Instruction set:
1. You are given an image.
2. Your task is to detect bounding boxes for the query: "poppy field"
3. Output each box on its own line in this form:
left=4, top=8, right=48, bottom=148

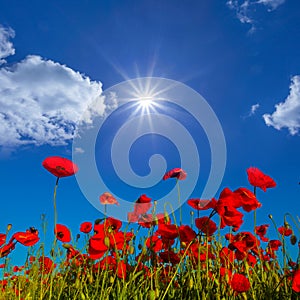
left=0, top=157, right=299, bottom=299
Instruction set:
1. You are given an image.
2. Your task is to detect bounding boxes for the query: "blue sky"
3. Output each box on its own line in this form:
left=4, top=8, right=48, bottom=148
left=0, top=0, right=299, bottom=263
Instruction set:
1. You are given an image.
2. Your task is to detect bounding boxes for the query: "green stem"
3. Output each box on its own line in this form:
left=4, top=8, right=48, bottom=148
left=53, top=177, right=60, bottom=229
left=176, top=179, right=182, bottom=226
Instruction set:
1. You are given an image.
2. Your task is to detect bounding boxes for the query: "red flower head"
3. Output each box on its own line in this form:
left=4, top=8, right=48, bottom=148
left=255, top=224, right=269, bottom=242
left=55, top=224, right=71, bottom=242
left=39, top=256, right=55, bottom=273
left=178, top=225, right=196, bottom=244
left=80, top=222, right=93, bottom=234
left=234, top=187, right=262, bottom=212
left=292, top=269, right=300, bottom=293
left=99, top=192, right=119, bottom=206
left=187, top=198, right=217, bottom=210
left=146, top=235, right=163, bottom=252
left=230, top=273, right=250, bottom=293
left=42, top=156, right=79, bottom=178
left=268, top=239, right=282, bottom=251
left=278, top=226, right=293, bottom=237
left=13, top=228, right=39, bottom=247
left=163, top=168, right=187, bottom=180
left=247, top=167, right=276, bottom=192
left=156, top=224, right=179, bottom=240
left=0, top=234, right=6, bottom=247
left=195, top=217, right=217, bottom=236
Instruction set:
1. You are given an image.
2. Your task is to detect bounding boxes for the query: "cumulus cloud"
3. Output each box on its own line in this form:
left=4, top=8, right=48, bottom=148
left=0, top=24, right=106, bottom=149
left=250, top=103, right=260, bottom=115
left=227, top=0, right=286, bottom=31
left=263, top=76, right=300, bottom=135
left=0, top=25, right=15, bottom=64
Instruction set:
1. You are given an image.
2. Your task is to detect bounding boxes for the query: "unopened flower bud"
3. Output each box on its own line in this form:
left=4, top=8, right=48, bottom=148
left=290, top=235, right=297, bottom=245
left=268, top=214, right=273, bottom=219
left=104, top=236, right=110, bottom=248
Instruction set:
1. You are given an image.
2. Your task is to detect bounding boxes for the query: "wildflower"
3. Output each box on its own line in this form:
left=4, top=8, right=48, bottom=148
left=42, top=156, right=78, bottom=178
left=146, top=236, right=163, bottom=252
left=156, top=224, right=179, bottom=240
left=255, top=224, right=269, bottom=242
left=163, top=168, right=187, bottom=180
left=292, top=269, right=300, bottom=293
left=230, top=273, right=250, bottom=293
left=0, top=234, right=6, bottom=247
left=234, top=187, right=262, bottom=212
left=99, top=192, right=119, bottom=206
left=13, top=228, right=40, bottom=246
left=247, top=167, right=276, bottom=192
left=0, top=242, right=15, bottom=258
left=159, top=251, right=181, bottom=264
left=268, top=239, right=282, bottom=251
left=278, top=226, right=293, bottom=237
left=55, top=224, right=71, bottom=242
left=80, top=222, right=93, bottom=234
left=187, top=198, right=217, bottom=210
left=178, top=225, right=196, bottom=244
left=39, top=256, right=55, bottom=273
left=195, top=217, right=217, bottom=236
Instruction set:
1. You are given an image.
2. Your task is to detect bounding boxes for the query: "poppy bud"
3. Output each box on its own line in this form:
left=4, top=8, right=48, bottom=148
left=190, top=211, right=194, bottom=216
left=290, top=235, right=297, bottom=245
left=104, top=236, right=110, bottom=248
left=6, top=224, right=12, bottom=232
left=62, top=244, right=71, bottom=249
left=148, top=290, right=156, bottom=300
left=268, top=214, right=273, bottom=219
left=94, top=219, right=102, bottom=225
left=110, top=276, right=114, bottom=284
left=189, top=278, right=194, bottom=289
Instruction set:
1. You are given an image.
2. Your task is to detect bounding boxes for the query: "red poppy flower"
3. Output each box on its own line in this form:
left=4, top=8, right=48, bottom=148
left=38, top=256, right=55, bottom=273
left=178, top=225, right=196, bottom=244
left=54, top=224, right=71, bottom=242
left=88, top=234, right=108, bottom=260
left=292, top=269, right=300, bottom=293
left=247, top=167, right=276, bottom=192
left=255, top=224, right=269, bottom=242
left=137, top=194, right=152, bottom=203
left=195, top=217, right=217, bottom=236
left=13, top=228, right=40, bottom=247
left=230, top=273, right=250, bottom=293
left=0, top=242, right=15, bottom=258
left=163, top=168, right=187, bottom=180
left=80, top=222, right=93, bottom=234
left=146, top=235, right=163, bottom=252
left=159, top=251, right=181, bottom=264
left=234, top=187, right=262, bottom=212
left=103, top=217, right=122, bottom=233
left=278, top=226, right=293, bottom=237
left=268, top=239, right=282, bottom=251
left=42, top=156, right=79, bottom=178
left=99, top=192, right=119, bottom=206
left=156, top=224, right=179, bottom=240
left=117, top=260, right=127, bottom=280
left=0, top=234, right=6, bottom=247
left=216, top=201, right=244, bottom=232
left=187, top=198, right=217, bottom=210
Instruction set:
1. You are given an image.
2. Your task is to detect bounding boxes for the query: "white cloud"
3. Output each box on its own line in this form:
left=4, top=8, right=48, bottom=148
left=0, top=54, right=105, bottom=147
left=0, top=25, right=15, bottom=64
left=250, top=103, right=260, bottom=115
left=257, top=0, right=286, bottom=11
left=227, top=0, right=286, bottom=31
left=263, top=76, right=300, bottom=135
